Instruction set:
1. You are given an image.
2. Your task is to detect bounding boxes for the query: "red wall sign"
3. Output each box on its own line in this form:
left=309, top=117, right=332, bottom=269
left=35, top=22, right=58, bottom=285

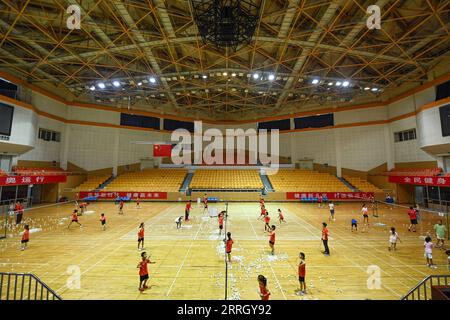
left=388, top=175, right=450, bottom=187
left=0, top=175, right=67, bottom=186
left=79, top=191, right=168, bottom=200
left=286, top=192, right=374, bottom=201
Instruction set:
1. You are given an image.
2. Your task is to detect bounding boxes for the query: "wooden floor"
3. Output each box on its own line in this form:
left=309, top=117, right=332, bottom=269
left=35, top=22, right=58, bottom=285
left=0, top=201, right=448, bottom=300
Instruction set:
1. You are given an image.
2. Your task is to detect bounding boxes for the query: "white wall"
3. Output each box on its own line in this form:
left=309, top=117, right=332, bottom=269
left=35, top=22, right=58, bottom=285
left=291, top=129, right=336, bottom=166
left=417, top=104, right=450, bottom=148
left=19, top=116, right=64, bottom=162
left=5, top=104, right=37, bottom=147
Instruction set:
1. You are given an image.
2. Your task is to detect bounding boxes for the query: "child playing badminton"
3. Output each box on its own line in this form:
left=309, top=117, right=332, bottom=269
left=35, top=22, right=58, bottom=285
left=351, top=218, right=358, bottom=232
left=278, top=209, right=285, bottom=224
left=118, top=200, right=124, bottom=215
left=329, top=202, right=335, bottom=221
left=268, top=225, right=276, bottom=255
left=203, top=194, right=208, bottom=214
left=297, top=252, right=306, bottom=295
left=175, top=216, right=183, bottom=229
left=317, top=195, right=323, bottom=208
left=68, top=210, right=82, bottom=228
left=225, top=232, right=234, bottom=263
left=136, top=198, right=141, bottom=209
left=137, top=251, right=155, bottom=292
left=100, top=213, right=106, bottom=231
left=257, top=275, right=270, bottom=300
left=138, top=223, right=145, bottom=250
left=361, top=204, right=369, bottom=232
left=20, top=224, right=30, bottom=251
left=407, top=207, right=418, bottom=232
left=388, top=227, right=401, bottom=251
left=424, top=236, right=437, bottom=269
left=185, top=200, right=191, bottom=221
left=259, top=205, right=267, bottom=220
left=218, top=212, right=224, bottom=236
left=264, top=212, right=271, bottom=232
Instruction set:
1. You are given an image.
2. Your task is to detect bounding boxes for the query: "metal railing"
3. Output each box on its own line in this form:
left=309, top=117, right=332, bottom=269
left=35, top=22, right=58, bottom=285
left=0, top=272, right=62, bottom=300
left=401, top=275, right=450, bottom=300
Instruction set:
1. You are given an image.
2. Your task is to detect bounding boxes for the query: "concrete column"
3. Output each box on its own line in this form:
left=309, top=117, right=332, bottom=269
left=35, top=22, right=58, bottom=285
left=59, top=124, right=70, bottom=170
left=383, top=124, right=395, bottom=170
left=334, top=129, right=342, bottom=177
left=112, top=129, right=120, bottom=176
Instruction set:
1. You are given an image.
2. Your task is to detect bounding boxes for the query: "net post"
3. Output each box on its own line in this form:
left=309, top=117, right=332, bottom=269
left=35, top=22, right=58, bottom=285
left=224, top=201, right=228, bottom=300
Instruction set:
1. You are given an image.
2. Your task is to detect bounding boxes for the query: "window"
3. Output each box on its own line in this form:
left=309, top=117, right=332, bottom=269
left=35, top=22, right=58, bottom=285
left=38, top=128, right=61, bottom=142
left=394, top=129, right=416, bottom=142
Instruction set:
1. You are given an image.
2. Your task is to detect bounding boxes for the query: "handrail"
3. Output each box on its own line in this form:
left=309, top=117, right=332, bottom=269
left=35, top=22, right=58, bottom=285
left=401, top=275, right=449, bottom=300
left=0, top=272, right=62, bottom=300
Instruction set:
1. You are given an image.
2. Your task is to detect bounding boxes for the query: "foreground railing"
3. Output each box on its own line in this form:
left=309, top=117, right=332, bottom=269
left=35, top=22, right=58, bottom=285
left=0, top=272, right=61, bottom=300
left=402, top=275, right=449, bottom=300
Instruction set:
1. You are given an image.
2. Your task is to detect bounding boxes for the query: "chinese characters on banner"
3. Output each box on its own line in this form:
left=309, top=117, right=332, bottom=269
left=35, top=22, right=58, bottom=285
left=78, top=191, right=168, bottom=200
left=388, top=176, right=450, bottom=187
left=0, top=175, right=67, bottom=186
left=286, top=192, right=374, bottom=201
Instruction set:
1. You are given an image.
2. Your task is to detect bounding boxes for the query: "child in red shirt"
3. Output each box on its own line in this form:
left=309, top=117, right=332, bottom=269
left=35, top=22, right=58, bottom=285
left=21, top=224, right=30, bottom=251
left=264, top=212, right=271, bottom=232
left=68, top=210, right=82, bottom=228
left=297, top=252, right=306, bottom=295
left=100, top=213, right=106, bottom=231
left=258, top=275, right=270, bottom=300
left=407, top=207, right=418, bottom=232
left=268, top=225, right=276, bottom=255
left=225, top=232, right=234, bottom=263
left=137, top=251, right=155, bottom=292
left=278, top=209, right=285, bottom=224
left=218, top=212, right=225, bottom=236
left=138, top=223, right=145, bottom=250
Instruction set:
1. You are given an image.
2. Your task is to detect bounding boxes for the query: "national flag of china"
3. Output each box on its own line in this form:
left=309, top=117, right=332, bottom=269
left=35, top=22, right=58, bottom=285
left=153, top=144, right=172, bottom=157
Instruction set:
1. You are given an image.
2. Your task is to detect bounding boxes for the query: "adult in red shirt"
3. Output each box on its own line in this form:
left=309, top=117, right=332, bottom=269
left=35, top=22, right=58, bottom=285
left=137, top=223, right=145, bottom=250
left=322, top=222, right=330, bottom=255
left=118, top=200, right=124, bottom=215
left=185, top=200, right=192, bottom=221
left=407, top=207, right=418, bottom=232
left=259, top=205, right=266, bottom=220
left=203, top=194, right=208, bottom=214
left=318, top=195, right=323, bottom=208
left=137, top=251, right=155, bottom=292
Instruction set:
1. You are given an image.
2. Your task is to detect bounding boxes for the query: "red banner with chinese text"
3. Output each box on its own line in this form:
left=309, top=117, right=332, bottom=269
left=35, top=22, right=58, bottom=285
left=0, top=175, right=67, bottom=186
left=78, top=191, right=168, bottom=200
left=388, top=175, right=450, bottom=186
left=286, top=192, right=374, bottom=201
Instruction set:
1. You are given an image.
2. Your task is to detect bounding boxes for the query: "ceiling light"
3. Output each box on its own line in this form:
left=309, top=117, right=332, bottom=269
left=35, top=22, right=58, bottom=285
left=202, top=75, right=207, bottom=79
left=312, top=79, right=319, bottom=84
left=149, top=77, right=156, bottom=83
left=371, top=87, right=379, bottom=92
left=137, top=82, right=142, bottom=86
left=328, top=82, right=333, bottom=86
left=364, top=87, right=370, bottom=91
left=335, top=81, right=342, bottom=86
left=253, top=73, right=260, bottom=79
left=268, top=74, right=275, bottom=81
left=223, top=72, right=228, bottom=76
left=342, top=81, right=350, bottom=87
left=113, top=81, right=121, bottom=87
left=231, top=73, right=237, bottom=77
left=89, top=85, right=95, bottom=91
left=97, top=82, right=105, bottom=89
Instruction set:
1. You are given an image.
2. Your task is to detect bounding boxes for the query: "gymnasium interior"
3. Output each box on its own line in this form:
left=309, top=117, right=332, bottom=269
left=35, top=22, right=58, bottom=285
left=0, top=0, right=449, bottom=301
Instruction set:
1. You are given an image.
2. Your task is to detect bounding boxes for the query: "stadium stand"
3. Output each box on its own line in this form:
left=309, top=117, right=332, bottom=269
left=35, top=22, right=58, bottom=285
left=75, top=175, right=111, bottom=192
left=384, top=167, right=442, bottom=176
left=268, top=169, right=350, bottom=192
left=0, top=169, right=7, bottom=176
left=104, top=169, right=187, bottom=192
left=343, top=175, right=384, bottom=193
left=189, top=169, right=263, bottom=189
left=13, top=167, right=66, bottom=175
